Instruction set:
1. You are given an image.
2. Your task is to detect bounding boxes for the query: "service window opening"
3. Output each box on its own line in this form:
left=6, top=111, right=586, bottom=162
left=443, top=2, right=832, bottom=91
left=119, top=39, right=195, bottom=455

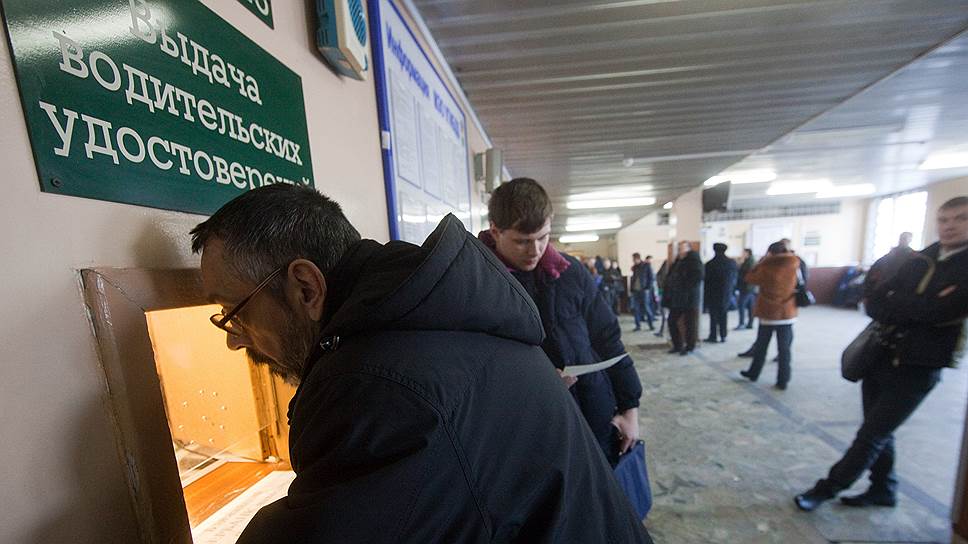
left=145, top=304, right=296, bottom=543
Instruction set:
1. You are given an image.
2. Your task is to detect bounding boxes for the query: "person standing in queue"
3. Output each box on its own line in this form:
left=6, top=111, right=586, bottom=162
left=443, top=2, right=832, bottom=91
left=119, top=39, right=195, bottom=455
left=193, top=184, right=654, bottom=543
left=738, top=241, right=800, bottom=390
left=863, top=232, right=915, bottom=296
left=665, top=241, right=704, bottom=355
left=654, top=258, right=671, bottom=337
left=735, top=249, right=757, bottom=330
left=479, top=178, right=644, bottom=466
left=795, top=197, right=968, bottom=512
left=605, top=259, right=626, bottom=315
left=630, top=253, right=655, bottom=332
left=704, top=243, right=738, bottom=343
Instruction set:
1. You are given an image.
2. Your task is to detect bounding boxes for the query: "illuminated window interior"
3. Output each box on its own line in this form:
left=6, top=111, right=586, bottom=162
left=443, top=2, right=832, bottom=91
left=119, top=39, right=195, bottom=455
left=866, top=191, right=927, bottom=264
left=145, top=304, right=296, bottom=543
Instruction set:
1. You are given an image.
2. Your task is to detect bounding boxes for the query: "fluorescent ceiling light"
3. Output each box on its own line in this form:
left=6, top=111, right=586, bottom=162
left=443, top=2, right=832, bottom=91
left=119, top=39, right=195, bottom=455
left=566, top=221, right=622, bottom=232
left=919, top=152, right=968, bottom=170
left=559, top=234, right=600, bottom=244
left=766, top=180, right=832, bottom=196
left=703, top=169, right=777, bottom=187
left=569, top=186, right=653, bottom=201
left=815, top=184, right=876, bottom=199
left=566, top=214, right=622, bottom=232
left=663, top=202, right=673, bottom=209
left=566, top=197, right=656, bottom=210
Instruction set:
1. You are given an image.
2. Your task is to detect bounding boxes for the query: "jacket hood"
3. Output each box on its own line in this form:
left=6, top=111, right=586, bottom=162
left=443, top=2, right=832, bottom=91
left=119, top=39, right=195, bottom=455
left=318, top=214, right=544, bottom=347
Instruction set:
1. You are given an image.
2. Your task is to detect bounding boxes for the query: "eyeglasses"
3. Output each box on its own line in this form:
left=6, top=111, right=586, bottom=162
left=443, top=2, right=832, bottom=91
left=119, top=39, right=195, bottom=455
left=209, top=266, right=286, bottom=336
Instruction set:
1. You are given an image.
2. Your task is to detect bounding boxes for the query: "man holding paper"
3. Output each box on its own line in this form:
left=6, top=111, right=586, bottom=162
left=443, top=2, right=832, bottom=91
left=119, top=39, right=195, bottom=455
left=480, top=178, right=644, bottom=465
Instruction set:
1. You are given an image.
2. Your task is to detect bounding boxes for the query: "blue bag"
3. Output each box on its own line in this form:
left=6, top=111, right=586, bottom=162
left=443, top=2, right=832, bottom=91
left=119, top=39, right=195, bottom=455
left=613, top=440, right=653, bottom=519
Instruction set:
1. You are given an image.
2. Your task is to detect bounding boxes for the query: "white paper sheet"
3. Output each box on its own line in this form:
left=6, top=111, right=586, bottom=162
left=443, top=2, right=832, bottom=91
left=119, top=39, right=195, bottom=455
left=561, top=353, right=628, bottom=377
left=191, top=470, right=296, bottom=544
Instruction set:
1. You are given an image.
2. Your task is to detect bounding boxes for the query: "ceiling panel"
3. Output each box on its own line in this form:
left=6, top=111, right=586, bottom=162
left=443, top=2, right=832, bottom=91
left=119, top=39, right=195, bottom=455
left=412, top=0, right=968, bottom=234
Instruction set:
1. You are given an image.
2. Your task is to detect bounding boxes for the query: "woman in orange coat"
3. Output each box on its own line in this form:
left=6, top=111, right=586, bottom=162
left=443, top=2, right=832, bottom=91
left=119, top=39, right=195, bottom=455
left=738, top=241, right=801, bottom=389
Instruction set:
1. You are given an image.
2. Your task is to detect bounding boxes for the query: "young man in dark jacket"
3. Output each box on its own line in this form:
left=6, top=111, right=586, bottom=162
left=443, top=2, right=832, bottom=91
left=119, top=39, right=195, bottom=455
left=704, top=243, right=738, bottom=343
left=666, top=241, right=704, bottom=355
left=630, top=253, right=655, bottom=331
left=479, top=178, right=644, bottom=467
left=795, top=196, right=968, bottom=512
left=192, top=185, right=654, bottom=543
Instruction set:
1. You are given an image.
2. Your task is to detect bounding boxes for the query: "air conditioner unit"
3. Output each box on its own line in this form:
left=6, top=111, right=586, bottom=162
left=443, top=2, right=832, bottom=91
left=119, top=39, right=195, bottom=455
left=316, top=0, right=370, bottom=80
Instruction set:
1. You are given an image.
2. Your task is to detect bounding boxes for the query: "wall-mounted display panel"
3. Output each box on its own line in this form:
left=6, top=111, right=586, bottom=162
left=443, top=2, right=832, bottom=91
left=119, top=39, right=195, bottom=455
left=369, top=0, right=471, bottom=243
left=1, top=0, right=312, bottom=215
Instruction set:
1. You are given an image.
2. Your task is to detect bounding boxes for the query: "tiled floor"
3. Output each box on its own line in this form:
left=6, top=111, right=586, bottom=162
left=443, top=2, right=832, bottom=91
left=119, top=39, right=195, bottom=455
left=625, top=306, right=966, bottom=543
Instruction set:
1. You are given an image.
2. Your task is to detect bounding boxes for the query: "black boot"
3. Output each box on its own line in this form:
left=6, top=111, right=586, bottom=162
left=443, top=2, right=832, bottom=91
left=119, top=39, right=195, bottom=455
left=738, top=349, right=754, bottom=358
left=794, top=480, right=837, bottom=512
left=840, top=488, right=896, bottom=507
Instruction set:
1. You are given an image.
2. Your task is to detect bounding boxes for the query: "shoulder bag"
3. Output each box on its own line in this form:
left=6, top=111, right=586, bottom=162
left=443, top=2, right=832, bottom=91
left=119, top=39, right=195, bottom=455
left=794, top=268, right=815, bottom=307
left=841, top=321, right=895, bottom=382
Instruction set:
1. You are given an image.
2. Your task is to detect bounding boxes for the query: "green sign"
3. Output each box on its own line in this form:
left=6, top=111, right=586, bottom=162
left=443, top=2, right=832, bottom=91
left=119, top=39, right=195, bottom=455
left=235, top=0, right=273, bottom=29
left=1, top=0, right=312, bottom=215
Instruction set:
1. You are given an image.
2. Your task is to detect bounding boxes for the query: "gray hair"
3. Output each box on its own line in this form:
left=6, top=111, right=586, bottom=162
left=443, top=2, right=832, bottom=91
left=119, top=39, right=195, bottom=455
left=190, top=184, right=361, bottom=290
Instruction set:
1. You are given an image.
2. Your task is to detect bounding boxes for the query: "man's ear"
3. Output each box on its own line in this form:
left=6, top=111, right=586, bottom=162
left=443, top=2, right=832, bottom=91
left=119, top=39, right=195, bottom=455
left=285, top=259, right=327, bottom=321
left=489, top=221, right=500, bottom=238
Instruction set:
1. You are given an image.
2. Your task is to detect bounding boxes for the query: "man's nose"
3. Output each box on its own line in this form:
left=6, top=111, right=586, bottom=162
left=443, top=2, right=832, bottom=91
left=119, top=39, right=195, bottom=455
left=225, top=332, right=249, bottom=352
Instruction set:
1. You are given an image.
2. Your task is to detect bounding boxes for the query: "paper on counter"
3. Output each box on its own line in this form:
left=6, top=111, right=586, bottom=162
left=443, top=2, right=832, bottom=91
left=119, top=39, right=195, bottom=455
left=191, top=470, right=296, bottom=544
left=561, top=353, right=628, bottom=378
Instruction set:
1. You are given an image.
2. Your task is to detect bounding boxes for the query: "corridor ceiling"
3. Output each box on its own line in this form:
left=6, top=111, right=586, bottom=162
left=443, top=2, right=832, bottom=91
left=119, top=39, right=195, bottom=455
left=411, top=0, right=968, bottom=234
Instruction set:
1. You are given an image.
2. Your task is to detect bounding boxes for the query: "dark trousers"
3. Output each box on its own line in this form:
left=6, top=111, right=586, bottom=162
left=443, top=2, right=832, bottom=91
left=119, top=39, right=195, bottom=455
left=737, top=292, right=755, bottom=327
left=631, top=290, right=654, bottom=329
left=743, top=324, right=793, bottom=386
left=822, top=360, right=941, bottom=495
left=707, top=307, right=728, bottom=340
left=668, top=307, right=698, bottom=351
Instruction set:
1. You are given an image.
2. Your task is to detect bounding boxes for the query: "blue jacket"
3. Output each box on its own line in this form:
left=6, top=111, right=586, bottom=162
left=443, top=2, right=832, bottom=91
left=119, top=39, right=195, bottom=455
left=503, top=250, right=643, bottom=462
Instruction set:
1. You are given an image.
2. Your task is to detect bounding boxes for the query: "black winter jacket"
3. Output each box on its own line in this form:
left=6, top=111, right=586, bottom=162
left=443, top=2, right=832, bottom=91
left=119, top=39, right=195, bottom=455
left=630, top=262, right=654, bottom=293
left=704, top=253, right=738, bottom=310
left=237, top=215, right=653, bottom=544
left=665, top=251, right=704, bottom=309
left=509, top=253, right=643, bottom=462
left=867, top=242, right=968, bottom=369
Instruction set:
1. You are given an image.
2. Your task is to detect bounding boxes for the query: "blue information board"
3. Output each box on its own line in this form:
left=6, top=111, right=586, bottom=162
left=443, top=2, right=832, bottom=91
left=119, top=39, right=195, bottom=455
left=368, top=0, right=472, bottom=243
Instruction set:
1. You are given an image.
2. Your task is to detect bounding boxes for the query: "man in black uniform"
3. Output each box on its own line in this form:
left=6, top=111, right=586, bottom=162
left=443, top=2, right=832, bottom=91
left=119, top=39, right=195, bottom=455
left=704, top=243, right=738, bottom=343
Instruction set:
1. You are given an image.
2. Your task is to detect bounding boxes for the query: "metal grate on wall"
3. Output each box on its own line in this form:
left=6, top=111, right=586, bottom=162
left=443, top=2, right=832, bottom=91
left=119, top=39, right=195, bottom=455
left=704, top=202, right=841, bottom=222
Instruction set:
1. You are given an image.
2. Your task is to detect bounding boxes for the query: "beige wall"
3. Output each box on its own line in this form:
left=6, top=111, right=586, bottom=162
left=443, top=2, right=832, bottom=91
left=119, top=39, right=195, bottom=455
left=556, top=237, right=616, bottom=262
left=617, top=212, right=675, bottom=275
left=616, top=186, right=703, bottom=274
left=925, top=175, right=968, bottom=242
left=0, top=1, right=487, bottom=541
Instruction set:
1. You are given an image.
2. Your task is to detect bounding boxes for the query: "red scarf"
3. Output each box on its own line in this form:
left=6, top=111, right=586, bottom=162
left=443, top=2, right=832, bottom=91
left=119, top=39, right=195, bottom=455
left=478, top=230, right=571, bottom=280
